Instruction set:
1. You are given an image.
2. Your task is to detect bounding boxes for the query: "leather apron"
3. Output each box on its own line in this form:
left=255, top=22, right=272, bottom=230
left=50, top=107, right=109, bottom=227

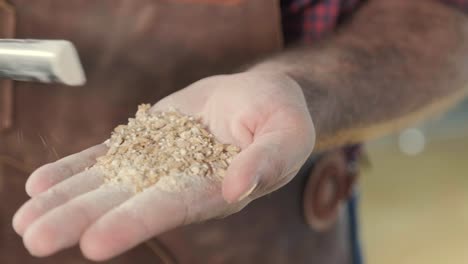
left=0, top=0, right=356, bottom=263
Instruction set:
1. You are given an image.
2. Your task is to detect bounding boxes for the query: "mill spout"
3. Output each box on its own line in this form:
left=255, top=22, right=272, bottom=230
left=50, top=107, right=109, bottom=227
left=0, top=39, right=86, bottom=86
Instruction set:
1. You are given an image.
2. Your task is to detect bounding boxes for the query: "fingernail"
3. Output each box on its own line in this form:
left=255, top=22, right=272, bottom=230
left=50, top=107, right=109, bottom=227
left=237, top=182, right=258, bottom=202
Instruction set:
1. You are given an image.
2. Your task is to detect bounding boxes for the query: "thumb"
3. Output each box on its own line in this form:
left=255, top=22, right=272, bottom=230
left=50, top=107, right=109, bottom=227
left=222, top=131, right=312, bottom=203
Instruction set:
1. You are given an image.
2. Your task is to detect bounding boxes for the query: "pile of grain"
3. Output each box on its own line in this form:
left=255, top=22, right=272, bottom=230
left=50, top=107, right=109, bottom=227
left=94, top=104, right=240, bottom=193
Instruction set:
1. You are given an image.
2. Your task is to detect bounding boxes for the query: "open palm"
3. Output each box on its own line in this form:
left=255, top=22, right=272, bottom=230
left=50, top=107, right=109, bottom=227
left=13, top=71, right=315, bottom=261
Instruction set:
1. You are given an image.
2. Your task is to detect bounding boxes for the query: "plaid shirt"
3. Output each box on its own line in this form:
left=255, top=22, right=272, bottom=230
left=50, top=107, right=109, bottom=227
left=282, top=0, right=468, bottom=44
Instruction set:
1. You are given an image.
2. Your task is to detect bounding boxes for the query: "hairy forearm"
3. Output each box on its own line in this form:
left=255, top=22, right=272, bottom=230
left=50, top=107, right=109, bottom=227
left=252, top=0, right=468, bottom=150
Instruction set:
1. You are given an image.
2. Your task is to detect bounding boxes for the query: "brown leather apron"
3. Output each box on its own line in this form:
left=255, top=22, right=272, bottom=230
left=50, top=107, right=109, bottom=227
left=0, top=0, right=355, bottom=263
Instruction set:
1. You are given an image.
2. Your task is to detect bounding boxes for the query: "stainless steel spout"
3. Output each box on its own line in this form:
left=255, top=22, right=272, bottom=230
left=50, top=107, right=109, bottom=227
left=0, top=39, right=86, bottom=86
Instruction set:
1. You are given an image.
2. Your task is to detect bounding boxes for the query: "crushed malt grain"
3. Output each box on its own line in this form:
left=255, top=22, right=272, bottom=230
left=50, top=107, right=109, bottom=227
left=93, top=104, right=240, bottom=193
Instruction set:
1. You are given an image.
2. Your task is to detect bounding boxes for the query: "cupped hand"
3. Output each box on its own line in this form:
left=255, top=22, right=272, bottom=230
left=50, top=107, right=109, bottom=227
left=12, top=71, right=315, bottom=261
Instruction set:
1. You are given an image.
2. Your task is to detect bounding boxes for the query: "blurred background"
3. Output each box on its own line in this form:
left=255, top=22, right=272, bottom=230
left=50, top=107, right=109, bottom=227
left=360, top=99, right=468, bottom=263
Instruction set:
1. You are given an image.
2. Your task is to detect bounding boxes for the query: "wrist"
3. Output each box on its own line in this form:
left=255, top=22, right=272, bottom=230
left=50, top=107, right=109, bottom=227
left=245, top=65, right=303, bottom=95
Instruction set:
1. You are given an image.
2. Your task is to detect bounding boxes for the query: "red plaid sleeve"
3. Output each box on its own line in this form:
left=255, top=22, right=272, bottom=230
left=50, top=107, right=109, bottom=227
left=281, top=0, right=363, bottom=44
left=282, top=0, right=468, bottom=45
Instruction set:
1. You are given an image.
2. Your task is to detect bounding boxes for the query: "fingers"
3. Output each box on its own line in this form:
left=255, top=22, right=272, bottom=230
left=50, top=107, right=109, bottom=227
left=22, top=185, right=132, bottom=257
left=80, top=180, right=226, bottom=262
left=79, top=188, right=186, bottom=261
left=25, top=144, right=108, bottom=197
left=13, top=168, right=104, bottom=236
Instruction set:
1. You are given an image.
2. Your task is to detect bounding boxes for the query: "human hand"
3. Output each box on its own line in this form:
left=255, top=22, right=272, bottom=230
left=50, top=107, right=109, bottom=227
left=12, top=71, right=315, bottom=261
